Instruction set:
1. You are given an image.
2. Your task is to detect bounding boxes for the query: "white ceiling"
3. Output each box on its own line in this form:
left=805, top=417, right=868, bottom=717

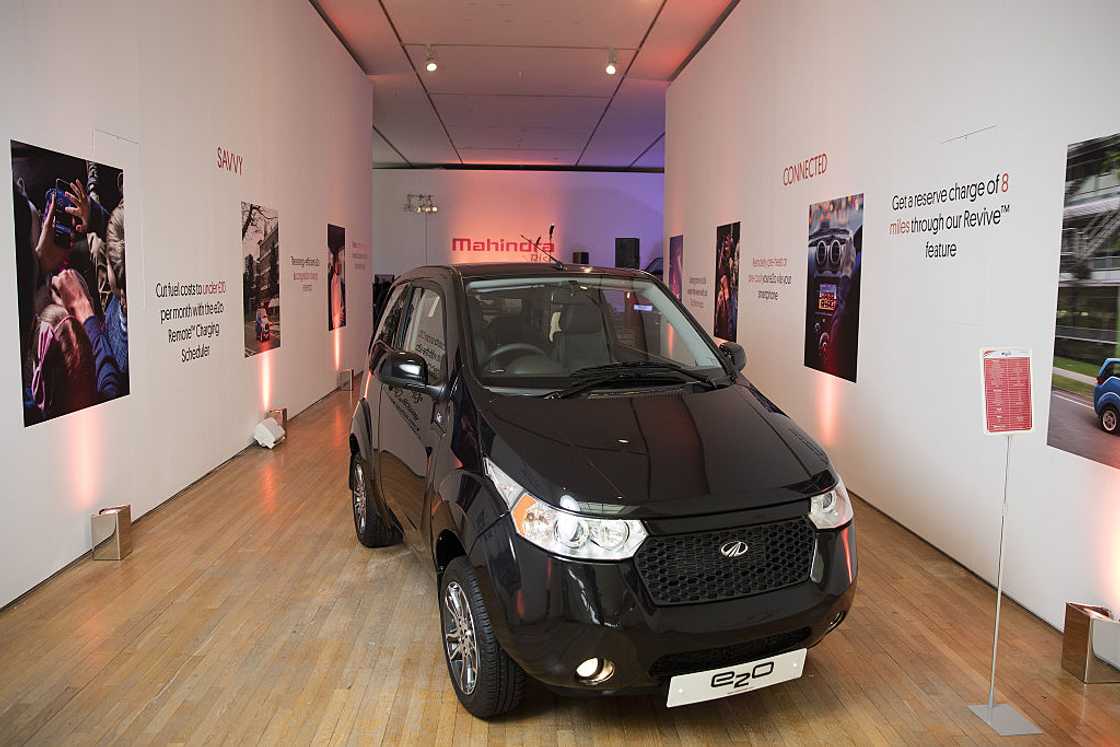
left=312, top=0, right=734, bottom=169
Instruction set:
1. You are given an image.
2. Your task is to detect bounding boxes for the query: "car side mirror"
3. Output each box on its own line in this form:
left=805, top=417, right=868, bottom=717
left=719, top=341, right=747, bottom=372
left=379, top=350, right=441, bottom=396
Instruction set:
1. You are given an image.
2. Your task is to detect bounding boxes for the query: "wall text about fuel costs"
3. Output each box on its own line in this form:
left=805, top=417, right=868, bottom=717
left=888, top=172, right=1011, bottom=259
left=155, top=279, right=228, bottom=363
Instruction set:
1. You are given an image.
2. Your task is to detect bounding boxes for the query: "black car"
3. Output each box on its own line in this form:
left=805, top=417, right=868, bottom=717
left=349, top=262, right=856, bottom=717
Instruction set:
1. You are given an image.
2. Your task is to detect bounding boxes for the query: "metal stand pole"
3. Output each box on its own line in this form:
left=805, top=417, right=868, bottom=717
left=986, top=434, right=1012, bottom=712
left=968, top=435, right=1041, bottom=736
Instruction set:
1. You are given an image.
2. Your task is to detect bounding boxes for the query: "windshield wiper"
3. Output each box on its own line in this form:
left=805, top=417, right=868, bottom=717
left=542, top=361, right=720, bottom=399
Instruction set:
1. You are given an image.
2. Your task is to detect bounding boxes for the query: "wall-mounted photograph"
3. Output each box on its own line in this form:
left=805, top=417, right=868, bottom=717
left=10, top=140, right=129, bottom=426
left=242, top=202, right=281, bottom=357
left=1047, top=131, right=1120, bottom=469
left=328, top=223, right=346, bottom=331
left=668, top=234, right=683, bottom=300
left=714, top=222, right=740, bottom=340
left=804, top=193, right=863, bottom=382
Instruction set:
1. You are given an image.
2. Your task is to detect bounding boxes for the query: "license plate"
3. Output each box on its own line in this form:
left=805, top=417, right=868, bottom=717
left=665, top=648, right=806, bottom=708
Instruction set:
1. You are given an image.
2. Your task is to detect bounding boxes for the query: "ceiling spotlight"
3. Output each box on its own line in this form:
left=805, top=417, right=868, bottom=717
left=405, top=193, right=439, bottom=214
left=425, top=45, right=438, bottom=73
left=605, top=48, right=617, bottom=76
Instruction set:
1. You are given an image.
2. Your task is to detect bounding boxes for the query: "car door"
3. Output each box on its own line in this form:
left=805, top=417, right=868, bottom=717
left=377, top=283, right=448, bottom=553
left=365, top=282, right=409, bottom=399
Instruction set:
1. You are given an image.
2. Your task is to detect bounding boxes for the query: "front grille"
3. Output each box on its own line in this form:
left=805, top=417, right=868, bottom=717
left=634, top=517, right=816, bottom=606
left=649, top=628, right=811, bottom=679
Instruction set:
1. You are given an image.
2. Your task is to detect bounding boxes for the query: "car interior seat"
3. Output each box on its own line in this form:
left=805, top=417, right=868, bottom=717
left=553, top=297, right=612, bottom=371
left=487, top=313, right=549, bottom=353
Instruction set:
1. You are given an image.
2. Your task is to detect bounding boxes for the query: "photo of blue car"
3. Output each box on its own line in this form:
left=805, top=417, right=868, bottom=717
left=1094, top=358, right=1120, bottom=434
left=1047, top=131, right=1120, bottom=468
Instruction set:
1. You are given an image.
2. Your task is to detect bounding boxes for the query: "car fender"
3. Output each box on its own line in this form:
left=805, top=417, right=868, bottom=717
left=1098, top=389, right=1120, bottom=414
left=429, top=469, right=508, bottom=573
left=348, top=396, right=374, bottom=489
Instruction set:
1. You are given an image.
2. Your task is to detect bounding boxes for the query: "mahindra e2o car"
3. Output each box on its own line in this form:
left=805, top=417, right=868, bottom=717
left=348, top=263, right=856, bottom=718
left=1094, top=358, right=1120, bottom=433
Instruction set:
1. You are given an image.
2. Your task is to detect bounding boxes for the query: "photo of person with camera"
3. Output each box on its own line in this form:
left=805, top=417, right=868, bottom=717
left=713, top=221, right=740, bottom=341
left=10, top=141, right=129, bottom=426
left=327, top=224, right=346, bottom=331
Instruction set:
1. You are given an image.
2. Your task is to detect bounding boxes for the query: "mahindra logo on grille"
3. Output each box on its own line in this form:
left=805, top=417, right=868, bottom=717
left=719, top=540, right=749, bottom=558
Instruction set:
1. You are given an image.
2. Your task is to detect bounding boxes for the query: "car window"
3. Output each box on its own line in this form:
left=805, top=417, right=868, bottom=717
left=465, top=275, right=723, bottom=388
left=375, top=285, right=408, bottom=345
left=401, top=287, right=447, bottom=385
left=1105, top=362, right=1120, bottom=380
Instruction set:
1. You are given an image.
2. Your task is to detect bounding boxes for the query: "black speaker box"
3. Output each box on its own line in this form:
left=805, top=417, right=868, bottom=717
left=615, top=238, right=639, bottom=269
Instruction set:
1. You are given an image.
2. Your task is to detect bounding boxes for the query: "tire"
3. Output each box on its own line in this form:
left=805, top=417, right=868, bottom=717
left=1101, top=406, right=1120, bottom=435
left=439, top=557, right=526, bottom=718
left=350, top=455, right=401, bottom=547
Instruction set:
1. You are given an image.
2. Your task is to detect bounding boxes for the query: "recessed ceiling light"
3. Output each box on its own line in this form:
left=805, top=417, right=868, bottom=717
left=605, top=48, right=617, bottom=76
left=425, top=45, right=438, bottom=73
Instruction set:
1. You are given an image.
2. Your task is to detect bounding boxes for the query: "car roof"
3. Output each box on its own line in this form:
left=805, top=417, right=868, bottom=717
left=401, top=262, right=654, bottom=282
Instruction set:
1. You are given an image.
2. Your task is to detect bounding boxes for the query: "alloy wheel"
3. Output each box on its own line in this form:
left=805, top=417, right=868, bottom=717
left=1106, top=410, right=1118, bottom=432
left=443, top=581, right=479, bottom=695
left=352, top=462, right=367, bottom=532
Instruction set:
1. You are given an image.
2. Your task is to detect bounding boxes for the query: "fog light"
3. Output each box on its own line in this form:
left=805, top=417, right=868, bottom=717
left=574, top=657, right=615, bottom=685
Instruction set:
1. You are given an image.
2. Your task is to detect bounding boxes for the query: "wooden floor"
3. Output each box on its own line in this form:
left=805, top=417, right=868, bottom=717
left=1, top=390, right=1119, bottom=746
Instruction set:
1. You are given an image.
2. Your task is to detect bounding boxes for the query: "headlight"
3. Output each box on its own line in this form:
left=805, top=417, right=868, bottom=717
left=483, top=457, right=525, bottom=508
left=484, top=457, right=646, bottom=560
left=511, top=494, right=647, bottom=560
left=807, top=476, right=854, bottom=529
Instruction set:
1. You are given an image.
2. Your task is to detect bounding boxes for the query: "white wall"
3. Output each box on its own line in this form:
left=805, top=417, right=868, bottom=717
left=0, top=0, right=373, bottom=607
left=666, top=0, right=1120, bottom=629
left=371, top=169, right=664, bottom=274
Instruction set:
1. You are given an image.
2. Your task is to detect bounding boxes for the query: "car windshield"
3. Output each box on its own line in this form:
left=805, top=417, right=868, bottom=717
left=464, top=274, right=726, bottom=391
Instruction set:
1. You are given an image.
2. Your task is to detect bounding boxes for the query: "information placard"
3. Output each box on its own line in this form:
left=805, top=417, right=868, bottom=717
left=980, top=348, right=1033, bottom=435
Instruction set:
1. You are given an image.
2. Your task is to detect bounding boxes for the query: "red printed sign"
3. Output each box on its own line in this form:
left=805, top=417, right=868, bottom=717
left=980, top=348, right=1033, bottom=435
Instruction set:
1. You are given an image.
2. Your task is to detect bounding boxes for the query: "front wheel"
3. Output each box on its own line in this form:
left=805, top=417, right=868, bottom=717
left=1101, top=405, right=1120, bottom=434
left=440, top=557, right=525, bottom=718
left=350, top=456, right=401, bottom=547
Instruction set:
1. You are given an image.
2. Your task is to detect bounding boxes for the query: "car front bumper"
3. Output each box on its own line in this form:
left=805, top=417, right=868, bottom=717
left=470, top=516, right=857, bottom=696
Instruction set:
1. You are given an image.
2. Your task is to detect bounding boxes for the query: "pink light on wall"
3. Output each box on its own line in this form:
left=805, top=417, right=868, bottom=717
left=260, top=355, right=272, bottom=413
left=816, top=374, right=838, bottom=447
left=333, top=328, right=341, bottom=371
left=70, top=410, right=102, bottom=510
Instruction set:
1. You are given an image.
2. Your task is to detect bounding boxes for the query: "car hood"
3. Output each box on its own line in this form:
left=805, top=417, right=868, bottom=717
left=480, top=381, right=833, bottom=519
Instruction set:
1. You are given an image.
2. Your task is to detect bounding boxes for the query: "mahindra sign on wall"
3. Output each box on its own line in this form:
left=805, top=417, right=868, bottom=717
left=451, top=236, right=555, bottom=262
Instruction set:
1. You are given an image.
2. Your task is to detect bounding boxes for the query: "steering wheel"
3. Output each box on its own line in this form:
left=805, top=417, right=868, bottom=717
left=484, top=343, right=547, bottom=369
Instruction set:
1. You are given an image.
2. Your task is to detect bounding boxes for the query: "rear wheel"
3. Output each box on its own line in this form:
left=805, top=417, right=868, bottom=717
left=350, top=456, right=401, bottom=547
left=1101, top=406, right=1120, bottom=434
left=439, top=557, right=525, bottom=718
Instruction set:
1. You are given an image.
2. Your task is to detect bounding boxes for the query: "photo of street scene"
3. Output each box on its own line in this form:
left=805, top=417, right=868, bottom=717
left=242, top=202, right=280, bottom=357
left=1047, top=131, right=1120, bottom=468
